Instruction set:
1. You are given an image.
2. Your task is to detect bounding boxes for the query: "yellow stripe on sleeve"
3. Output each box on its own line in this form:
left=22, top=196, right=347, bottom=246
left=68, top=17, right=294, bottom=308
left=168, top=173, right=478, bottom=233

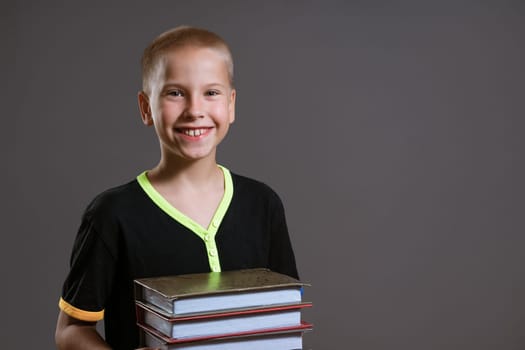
left=58, top=298, right=104, bottom=322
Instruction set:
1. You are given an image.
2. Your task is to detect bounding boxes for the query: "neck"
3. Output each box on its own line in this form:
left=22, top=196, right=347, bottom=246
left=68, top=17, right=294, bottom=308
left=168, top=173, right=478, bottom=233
left=148, top=152, right=221, bottom=188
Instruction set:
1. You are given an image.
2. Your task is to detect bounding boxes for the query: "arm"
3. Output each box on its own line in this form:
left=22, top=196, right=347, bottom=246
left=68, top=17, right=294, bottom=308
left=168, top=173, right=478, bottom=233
left=268, top=191, right=299, bottom=279
left=55, top=310, right=110, bottom=350
left=55, top=311, right=159, bottom=350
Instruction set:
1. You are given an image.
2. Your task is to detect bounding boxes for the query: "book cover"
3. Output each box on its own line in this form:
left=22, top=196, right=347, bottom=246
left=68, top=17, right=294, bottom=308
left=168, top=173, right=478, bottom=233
left=139, top=321, right=313, bottom=349
left=136, top=301, right=312, bottom=339
left=134, top=268, right=309, bottom=315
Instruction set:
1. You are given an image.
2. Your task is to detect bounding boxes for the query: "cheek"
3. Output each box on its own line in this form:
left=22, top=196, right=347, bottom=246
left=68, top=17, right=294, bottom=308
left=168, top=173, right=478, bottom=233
left=158, top=104, right=180, bottom=120
left=211, top=103, right=232, bottom=122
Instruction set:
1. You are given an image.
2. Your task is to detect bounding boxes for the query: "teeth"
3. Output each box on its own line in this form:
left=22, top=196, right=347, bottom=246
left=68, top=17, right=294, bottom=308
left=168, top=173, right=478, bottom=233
left=183, top=128, right=206, bottom=136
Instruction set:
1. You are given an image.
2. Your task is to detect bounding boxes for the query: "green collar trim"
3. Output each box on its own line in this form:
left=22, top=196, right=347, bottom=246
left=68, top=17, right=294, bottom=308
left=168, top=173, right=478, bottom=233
left=136, top=165, right=233, bottom=272
left=136, top=165, right=233, bottom=235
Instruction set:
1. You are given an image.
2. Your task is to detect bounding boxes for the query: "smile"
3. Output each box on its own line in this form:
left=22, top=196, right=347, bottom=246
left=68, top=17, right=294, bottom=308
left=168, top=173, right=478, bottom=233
left=176, top=128, right=212, bottom=137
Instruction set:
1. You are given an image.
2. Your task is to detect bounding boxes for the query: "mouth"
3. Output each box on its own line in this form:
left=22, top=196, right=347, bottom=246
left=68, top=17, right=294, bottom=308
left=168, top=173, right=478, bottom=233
left=176, top=127, right=212, bottom=138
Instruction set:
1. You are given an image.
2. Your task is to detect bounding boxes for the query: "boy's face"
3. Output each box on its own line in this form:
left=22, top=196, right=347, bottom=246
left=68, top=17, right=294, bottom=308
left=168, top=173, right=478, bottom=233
left=140, top=46, right=235, bottom=163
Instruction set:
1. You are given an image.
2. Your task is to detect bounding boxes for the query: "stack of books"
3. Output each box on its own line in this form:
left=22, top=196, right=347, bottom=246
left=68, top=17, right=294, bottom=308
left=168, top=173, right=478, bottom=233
left=134, top=268, right=313, bottom=349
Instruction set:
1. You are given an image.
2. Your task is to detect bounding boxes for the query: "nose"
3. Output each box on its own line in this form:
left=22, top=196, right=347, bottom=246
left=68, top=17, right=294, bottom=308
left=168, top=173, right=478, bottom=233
left=183, top=94, right=204, bottom=119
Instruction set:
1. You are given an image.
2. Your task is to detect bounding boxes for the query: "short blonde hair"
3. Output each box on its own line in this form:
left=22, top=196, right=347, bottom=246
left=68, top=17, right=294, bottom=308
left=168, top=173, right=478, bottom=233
left=141, top=26, right=234, bottom=97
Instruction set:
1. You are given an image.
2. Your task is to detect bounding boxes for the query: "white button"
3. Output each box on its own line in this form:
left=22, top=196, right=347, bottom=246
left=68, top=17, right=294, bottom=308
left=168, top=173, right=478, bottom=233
left=209, top=249, right=217, bottom=257
left=212, top=219, right=220, bottom=228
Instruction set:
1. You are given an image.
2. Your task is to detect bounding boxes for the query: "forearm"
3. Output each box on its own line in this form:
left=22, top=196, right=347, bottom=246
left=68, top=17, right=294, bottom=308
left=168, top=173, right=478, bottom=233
left=55, top=311, right=111, bottom=350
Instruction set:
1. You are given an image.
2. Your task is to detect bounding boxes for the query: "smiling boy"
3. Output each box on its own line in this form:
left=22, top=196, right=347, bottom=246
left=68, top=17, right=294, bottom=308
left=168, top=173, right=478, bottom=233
left=55, top=26, right=298, bottom=350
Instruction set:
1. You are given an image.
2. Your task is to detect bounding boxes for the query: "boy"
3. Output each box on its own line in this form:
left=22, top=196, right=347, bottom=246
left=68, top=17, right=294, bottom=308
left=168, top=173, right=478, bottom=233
left=55, top=26, right=298, bottom=350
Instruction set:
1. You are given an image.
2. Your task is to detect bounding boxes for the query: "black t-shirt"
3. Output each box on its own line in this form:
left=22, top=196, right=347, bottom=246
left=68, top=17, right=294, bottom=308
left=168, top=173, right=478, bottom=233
left=59, top=167, right=298, bottom=350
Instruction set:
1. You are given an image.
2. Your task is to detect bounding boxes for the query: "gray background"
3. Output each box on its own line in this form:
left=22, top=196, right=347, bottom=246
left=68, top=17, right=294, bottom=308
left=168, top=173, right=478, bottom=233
left=3, top=1, right=524, bottom=349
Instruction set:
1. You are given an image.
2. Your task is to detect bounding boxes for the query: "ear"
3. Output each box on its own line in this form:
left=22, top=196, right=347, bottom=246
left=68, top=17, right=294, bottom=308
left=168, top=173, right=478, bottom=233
left=228, top=88, right=236, bottom=124
left=138, top=91, right=154, bottom=126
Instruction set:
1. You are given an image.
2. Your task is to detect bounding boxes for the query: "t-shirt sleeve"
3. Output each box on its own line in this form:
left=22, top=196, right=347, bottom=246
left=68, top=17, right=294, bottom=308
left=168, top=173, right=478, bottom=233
left=268, top=191, right=299, bottom=280
left=59, top=212, right=117, bottom=322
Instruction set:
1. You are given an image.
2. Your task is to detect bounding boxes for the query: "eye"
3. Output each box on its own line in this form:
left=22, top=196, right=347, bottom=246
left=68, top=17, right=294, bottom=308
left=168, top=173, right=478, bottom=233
left=206, top=90, right=221, bottom=96
left=166, top=89, right=184, bottom=97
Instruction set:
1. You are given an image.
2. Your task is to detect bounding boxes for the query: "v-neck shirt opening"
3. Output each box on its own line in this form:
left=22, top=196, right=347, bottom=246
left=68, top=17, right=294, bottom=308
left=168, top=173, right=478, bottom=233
left=136, top=165, right=233, bottom=272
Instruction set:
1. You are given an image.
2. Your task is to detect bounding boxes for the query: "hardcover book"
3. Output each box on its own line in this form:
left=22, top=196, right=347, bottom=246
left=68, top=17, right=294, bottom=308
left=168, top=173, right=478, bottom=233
left=134, top=268, right=308, bottom=316
left=136, top=301, right=312, bottom=339
left=139, top=321, right=313, bottom=350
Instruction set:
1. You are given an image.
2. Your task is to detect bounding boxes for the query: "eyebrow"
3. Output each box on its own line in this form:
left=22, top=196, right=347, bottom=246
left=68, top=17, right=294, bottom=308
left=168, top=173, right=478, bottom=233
left=162, top=82, right=228, bottom=90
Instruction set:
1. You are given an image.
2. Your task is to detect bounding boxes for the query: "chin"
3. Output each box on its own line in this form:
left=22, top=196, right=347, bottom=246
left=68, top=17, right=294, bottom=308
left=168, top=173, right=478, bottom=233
left=180, top=150, right=215, bottom=161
